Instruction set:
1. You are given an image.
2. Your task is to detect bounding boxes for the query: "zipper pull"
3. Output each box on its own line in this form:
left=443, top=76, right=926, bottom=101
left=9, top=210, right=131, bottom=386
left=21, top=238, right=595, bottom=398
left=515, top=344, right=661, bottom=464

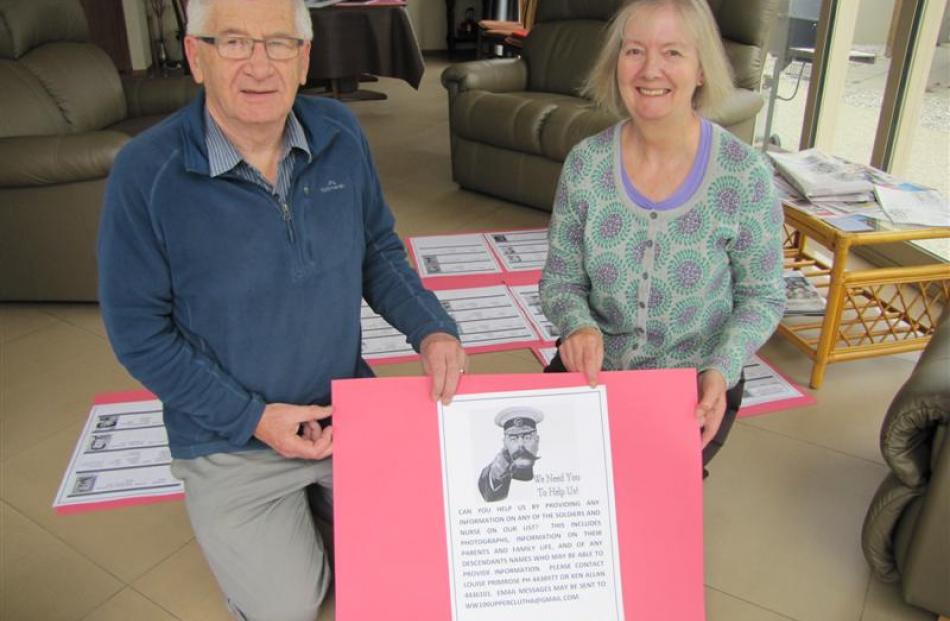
left=280, top=200, right=295, bottom=243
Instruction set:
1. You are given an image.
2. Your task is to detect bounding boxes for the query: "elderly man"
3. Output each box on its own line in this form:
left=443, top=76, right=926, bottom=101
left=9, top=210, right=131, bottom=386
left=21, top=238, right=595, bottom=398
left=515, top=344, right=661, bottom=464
left=478, top=407, right=544, bottom=502
left=97, top=0, right=465, bottom=618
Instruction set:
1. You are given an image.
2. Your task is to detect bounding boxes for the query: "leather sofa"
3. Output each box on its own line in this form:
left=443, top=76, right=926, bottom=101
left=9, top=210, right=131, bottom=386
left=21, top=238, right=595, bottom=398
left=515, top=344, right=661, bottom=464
left=441, top=0, right=778, bottom=210
left=862, top=308, right=950, bottom=617
left=0, top=0, right=199, bottom=301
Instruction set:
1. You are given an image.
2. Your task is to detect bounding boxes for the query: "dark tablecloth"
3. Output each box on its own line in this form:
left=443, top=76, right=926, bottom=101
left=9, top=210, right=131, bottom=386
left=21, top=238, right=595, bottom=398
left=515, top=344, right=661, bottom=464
left=307, top=5, right=424, bottom=89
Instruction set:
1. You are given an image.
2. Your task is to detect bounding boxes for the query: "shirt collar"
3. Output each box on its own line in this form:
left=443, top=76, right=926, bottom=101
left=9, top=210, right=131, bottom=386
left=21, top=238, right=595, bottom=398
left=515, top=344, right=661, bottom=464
left=204, top=107, right=312, bottom=178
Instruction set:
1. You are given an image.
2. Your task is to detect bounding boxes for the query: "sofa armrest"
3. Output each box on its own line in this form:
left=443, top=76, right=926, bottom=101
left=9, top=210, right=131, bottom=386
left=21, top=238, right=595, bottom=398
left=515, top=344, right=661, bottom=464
left=0, top=132, right=129, bottom=187
left=122, top=75, right=200, bottom=118
left=882, top=309, right=950, bottom=487
left=862, top=472, right=922, bottom=582
left=900, top=435, right=950, bottom=614
left=707, top=88, right=764, bottom=129
left=441, top=59, right=529, bottom=99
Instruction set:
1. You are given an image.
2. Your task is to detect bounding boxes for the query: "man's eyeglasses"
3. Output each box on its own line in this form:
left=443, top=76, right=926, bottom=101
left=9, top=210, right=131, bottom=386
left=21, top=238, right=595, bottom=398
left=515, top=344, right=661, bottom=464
left=196, top=35, right=304, bottom=60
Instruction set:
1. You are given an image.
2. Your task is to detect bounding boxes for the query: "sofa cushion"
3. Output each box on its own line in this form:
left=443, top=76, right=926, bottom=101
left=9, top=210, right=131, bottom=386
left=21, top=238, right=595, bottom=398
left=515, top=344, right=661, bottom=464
left=0, top=60, right=68, bottom=137
left=533, top=0, right=619, bottom=22
left=20, top=43, right=126, bottom=132
left=714, top=0, right=777, bottom=91
left=452, top=91, right=557, bottom=156
left=0, top=131, right=128, bottom=187
left=524, top=20, right=608, bottom=97
left=538, top=98, right=617, bottom=161
left=723, top=40, right=766, bottom=92
left=108, top=114, right=172, bottom=138
left=0, top=0, right=88, bottom=60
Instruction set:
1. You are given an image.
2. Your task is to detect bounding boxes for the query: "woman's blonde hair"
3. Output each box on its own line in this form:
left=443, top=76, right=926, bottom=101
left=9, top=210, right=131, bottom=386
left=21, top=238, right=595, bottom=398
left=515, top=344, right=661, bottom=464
left=583, top=0, right=734, bottom=118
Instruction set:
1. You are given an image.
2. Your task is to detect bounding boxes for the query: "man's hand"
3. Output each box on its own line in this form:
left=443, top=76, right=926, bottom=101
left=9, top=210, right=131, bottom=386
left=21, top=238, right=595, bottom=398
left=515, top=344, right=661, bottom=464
left=560, top=326, right=603, bottom=387
left=254, top=403, right=333, bottom=460
left=421, top=332, right=466, bottom=405
left=488, top=449, right=513, bottom=483
left=696, top=370, right=727, bottom=449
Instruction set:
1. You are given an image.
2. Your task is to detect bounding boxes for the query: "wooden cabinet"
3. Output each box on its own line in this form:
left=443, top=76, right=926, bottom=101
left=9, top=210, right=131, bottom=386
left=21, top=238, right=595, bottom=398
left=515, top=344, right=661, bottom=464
left=79, top=0, right=132, bottom=73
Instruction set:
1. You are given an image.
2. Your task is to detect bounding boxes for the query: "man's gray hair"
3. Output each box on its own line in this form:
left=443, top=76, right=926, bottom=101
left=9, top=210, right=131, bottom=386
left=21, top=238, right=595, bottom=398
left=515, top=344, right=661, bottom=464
left=186, top=0, right=314, bottom=41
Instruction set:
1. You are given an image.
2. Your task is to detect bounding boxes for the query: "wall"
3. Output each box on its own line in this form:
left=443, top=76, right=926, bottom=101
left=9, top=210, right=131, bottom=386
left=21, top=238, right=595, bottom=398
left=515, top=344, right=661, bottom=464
left=853, top=0, right=896, bottom=45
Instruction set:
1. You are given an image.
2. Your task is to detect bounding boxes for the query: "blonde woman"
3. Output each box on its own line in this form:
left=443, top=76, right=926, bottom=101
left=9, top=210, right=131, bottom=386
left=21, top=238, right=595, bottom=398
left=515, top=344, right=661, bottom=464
left=540, top=0, right=785, bottom=475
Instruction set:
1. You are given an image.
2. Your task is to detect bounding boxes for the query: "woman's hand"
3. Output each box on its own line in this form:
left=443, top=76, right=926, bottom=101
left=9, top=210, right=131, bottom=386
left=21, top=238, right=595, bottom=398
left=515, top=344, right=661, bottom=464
left=560, top=327, right=603, bottom=387
left=696, top=369, right=727, bottom=448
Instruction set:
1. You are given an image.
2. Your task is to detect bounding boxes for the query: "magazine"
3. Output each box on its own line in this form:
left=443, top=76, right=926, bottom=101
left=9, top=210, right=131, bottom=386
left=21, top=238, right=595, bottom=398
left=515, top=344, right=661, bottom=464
left=769, top=149, right=873, bottom=200
left=783, top=270, right=826, bottom=315
left=825, top=213, right=877, bottom=232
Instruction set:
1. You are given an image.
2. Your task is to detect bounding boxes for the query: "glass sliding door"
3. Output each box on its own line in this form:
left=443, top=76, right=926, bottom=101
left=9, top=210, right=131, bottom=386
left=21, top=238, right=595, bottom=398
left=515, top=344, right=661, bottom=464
left=786, top=0, right=949, bottom=262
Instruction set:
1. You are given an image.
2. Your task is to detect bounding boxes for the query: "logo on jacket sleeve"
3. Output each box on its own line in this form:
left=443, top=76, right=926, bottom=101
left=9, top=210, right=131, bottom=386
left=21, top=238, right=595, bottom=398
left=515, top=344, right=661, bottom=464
left=320, top=179, right=346, bottom=193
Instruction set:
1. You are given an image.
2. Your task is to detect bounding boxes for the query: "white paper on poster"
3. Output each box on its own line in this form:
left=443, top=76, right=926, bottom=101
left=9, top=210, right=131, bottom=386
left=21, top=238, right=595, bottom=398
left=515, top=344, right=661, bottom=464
left=437, top=386, right=624, bottom=621
left=360, top=300, right=415, bottom=359
left=410, top=234, right=502, bottom=278
left=54, top=400, right=182, bottom=509
left=741, top=355, right=804, bottom=407
left=509, top=284, right=559, bottom=342
left=536, top=347, right=558, bottom=366
left=436, top=286, right=539, bottom=348
left=485, top=229, right=549, bottom=272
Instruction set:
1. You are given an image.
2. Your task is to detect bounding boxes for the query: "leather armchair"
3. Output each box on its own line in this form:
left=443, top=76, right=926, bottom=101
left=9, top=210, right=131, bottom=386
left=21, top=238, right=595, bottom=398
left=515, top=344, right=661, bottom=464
left=0, top=0, right=199, bottom=301
left=442, top=0, right=778, bottom=210
left=862, top=308, right=950, bottom=617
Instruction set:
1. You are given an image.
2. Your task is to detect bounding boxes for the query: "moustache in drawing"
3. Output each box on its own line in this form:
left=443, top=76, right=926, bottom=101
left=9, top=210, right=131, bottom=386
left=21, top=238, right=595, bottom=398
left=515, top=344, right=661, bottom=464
left=509, top=447, right=539, bottom=463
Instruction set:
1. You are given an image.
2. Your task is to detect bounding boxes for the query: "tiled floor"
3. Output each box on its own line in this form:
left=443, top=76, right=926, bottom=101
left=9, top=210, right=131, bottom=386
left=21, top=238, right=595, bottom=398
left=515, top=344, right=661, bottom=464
left=0, top=58, right=939, bottom=621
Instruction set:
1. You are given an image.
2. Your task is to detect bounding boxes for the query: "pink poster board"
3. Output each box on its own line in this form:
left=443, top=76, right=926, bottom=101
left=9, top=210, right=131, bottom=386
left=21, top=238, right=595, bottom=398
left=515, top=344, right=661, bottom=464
left=331, top=370, right=705, bottom=620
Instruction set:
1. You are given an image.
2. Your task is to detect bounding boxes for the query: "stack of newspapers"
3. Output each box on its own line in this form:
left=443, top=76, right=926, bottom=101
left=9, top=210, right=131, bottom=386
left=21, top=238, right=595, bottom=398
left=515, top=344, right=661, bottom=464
left=769, top=149, right=873, bottom=202
left=783, top=270, right=826, bottom=316
left=770, top=148, right=949, bottom=230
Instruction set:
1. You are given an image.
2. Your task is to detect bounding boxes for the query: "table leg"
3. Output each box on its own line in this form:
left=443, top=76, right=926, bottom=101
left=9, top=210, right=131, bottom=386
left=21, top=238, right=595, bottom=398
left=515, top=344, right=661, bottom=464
left=810, top=241, right=851, bottom=388
left=446, top=0, right=456, bottom=58
left=328, top=77, right=387, bottom=101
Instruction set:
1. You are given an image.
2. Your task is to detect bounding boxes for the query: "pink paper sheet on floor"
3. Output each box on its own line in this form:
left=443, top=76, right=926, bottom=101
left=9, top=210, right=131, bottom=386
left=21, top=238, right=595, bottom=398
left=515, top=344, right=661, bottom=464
left=55, top=390, right=184, bottom=515
left=406, top=229, right=544, bottom=291
left=737, top=355, right=816, bottom=418
left=331, top=370, right=705, bottom=620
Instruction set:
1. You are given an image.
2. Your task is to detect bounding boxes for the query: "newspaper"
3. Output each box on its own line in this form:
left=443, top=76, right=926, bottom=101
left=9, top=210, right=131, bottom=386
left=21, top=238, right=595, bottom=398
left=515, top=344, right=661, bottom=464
left=769, top=149, right=873, bottom=200
left=783, top=270, right=825, bottom=316
left=874, top=185, right=950, bottom=227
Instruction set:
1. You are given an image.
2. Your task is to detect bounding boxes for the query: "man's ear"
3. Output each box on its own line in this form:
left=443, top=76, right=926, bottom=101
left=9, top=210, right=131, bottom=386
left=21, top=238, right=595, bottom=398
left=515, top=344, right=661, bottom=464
left=298, top=40, right=312, bottom=85
left=184, top=36, right=204, bottom=83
